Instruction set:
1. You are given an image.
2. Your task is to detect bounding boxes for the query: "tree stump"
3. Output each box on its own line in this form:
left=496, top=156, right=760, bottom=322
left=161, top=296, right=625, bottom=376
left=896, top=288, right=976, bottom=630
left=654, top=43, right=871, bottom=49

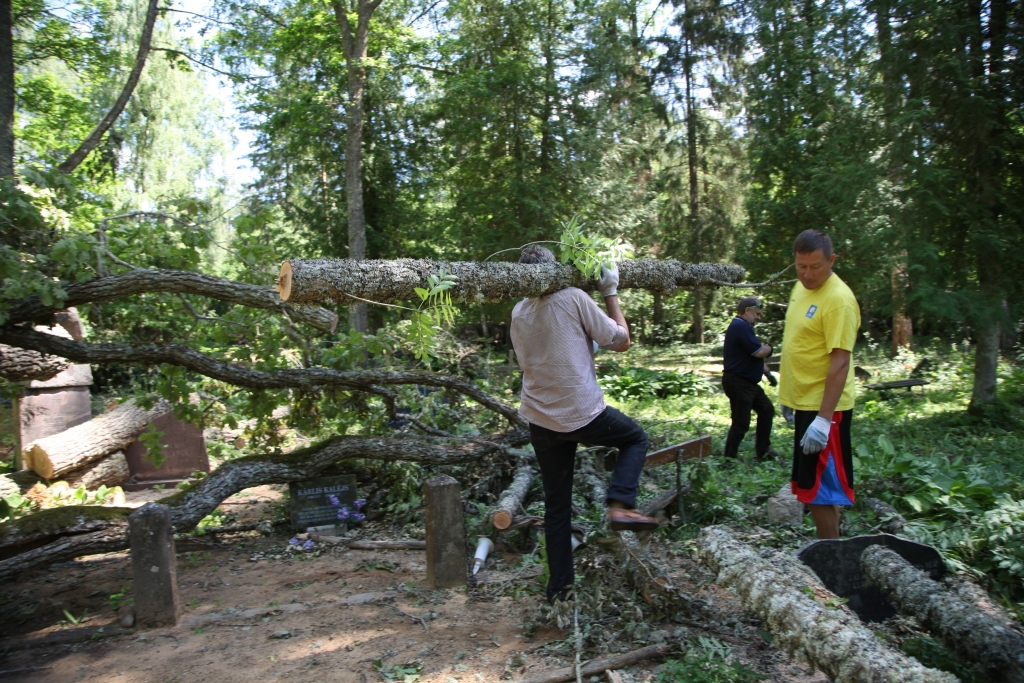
left=129, top=503, right=181, bottom=628
left=424, top=474, right=467, bottom=588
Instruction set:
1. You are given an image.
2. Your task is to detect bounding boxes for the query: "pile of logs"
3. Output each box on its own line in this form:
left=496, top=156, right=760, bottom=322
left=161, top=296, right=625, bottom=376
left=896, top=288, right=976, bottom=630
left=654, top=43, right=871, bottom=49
left=23, top=398, right=172, bottom=488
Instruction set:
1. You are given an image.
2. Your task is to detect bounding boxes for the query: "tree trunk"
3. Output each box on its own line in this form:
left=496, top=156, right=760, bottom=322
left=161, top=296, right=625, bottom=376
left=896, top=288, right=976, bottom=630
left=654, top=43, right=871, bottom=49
left=0, top=430, right=527, bottom=581
left=0, top=470, right=42, bottom=499
left=683, top=0, right=704, bottom=344
left=891, top=257, right=912, bottom=354
left=0, top=344, right=71, bottom=382
left=24, top=398, right=171, bottom=479
left=862, top=545, right=1024, bottom=683
left=969, top=317, right=1000, bottom=412
left=331, top=0, right=382, bottom=334
left=491, top=465, right=535, bottom=530
left=57, top=0, right=160, bottom=174
left=0, top=0, right=14, bottom=178
left=695, top=526, right=959, bottom=683
left=276, top=258, right=745, bottom=305
left=63, top=451, right=131, bottom=490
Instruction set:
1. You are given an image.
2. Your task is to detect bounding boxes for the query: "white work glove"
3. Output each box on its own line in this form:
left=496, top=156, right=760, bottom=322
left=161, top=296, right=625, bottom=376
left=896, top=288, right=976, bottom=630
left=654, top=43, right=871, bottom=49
left=800, top=415, right=832, bottom=454
left=598, top=263, right=619, bottom=297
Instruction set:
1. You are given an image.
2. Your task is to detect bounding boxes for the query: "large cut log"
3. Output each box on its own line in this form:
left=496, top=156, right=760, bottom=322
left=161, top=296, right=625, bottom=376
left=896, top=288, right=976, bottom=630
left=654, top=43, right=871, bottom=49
left=491, top=465, right=535, bottom=530
left=862, top=545, right=1024, bottom=683
left=63, top=452, right=131, bottom=490
left=862, top=497, right=907, bottom=534
left=276, top=259, right=747, bottom=305
left=0, top=429, right=529, bottom=581
left=0, top=344, right=71, bottom=382
left=24, top=398, right=171, bottom=479
left=696, top=526, right=959, bottom=683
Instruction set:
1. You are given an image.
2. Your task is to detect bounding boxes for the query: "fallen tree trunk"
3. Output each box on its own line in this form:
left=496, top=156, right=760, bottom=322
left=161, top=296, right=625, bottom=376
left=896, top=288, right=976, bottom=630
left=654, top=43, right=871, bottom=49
left=862, top=497, right=907, bottom=534
left=3, top=268, right=338, bottom=333
left=0, top=429, right=528, bottom=581
left=0, top=327, right=526, bottom=429
left=491, top=465, right=535, bottom=530
left=862, top=545, right=1024, bottom=683
left=695, top=526, right=959, bottom=683
left=25, top=398, right=171, bottom=479
left=0, top=344, right=71, bottom=382
left=514, top=642, right=673, bottom=683
left=63, top=452, right=131, bottom=490
left=618, top=530, right=673, bottom=603
left=277, top=258, right=747, bottom=305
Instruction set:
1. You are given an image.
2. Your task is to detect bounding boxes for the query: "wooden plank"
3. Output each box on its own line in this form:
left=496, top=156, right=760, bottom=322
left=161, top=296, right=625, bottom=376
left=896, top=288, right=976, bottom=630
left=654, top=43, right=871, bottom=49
left=865, top=378, right=930, bottom=390
left=643, top=435, right=712, bottom=469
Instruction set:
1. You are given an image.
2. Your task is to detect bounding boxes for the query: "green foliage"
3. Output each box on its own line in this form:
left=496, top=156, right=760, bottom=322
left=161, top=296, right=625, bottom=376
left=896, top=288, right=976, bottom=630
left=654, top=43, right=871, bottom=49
left=409, top=268, right=459, bottom=361
left=899, top=636, right=978, bottom=682
left=108, top=585, right=133, bottom=612
left=138, top=425, right=166, bottom=469
left=599, top=365, right=713, bottom=401
left=371, top=658, right=422, bottom=682
left=557, top=216, right=633, bottom=279
left=656, top=637, right=765, bottom=683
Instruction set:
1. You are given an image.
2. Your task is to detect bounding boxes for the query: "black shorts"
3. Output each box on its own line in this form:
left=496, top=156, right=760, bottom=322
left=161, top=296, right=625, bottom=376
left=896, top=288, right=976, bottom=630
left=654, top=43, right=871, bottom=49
left=791, top=410, right=854, bottom=505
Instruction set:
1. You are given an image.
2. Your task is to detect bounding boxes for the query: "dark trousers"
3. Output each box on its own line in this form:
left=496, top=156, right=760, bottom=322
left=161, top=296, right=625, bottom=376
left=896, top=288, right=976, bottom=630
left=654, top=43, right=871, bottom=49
left=722, top=372, right=774, bottom=459
left=528, top=406, right=649, bottom=602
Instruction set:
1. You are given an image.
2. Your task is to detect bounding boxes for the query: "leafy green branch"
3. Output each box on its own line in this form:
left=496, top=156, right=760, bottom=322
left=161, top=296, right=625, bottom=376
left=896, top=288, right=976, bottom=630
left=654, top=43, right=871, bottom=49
left=557, top=215, right=633, bottom=278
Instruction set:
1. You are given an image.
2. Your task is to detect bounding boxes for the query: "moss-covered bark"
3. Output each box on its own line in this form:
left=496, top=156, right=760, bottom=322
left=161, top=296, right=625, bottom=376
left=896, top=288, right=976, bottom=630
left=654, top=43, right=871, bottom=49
left=862, top=545, right=1024, bottom=683
left=277, top=258, right=747, bottom=304
left=696, top=526, right=960, bottom=683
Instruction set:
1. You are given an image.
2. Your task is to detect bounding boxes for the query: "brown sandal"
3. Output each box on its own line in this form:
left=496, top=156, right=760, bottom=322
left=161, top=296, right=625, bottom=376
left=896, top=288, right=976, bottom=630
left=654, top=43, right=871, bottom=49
left=607, top=508, right=661, bottom=531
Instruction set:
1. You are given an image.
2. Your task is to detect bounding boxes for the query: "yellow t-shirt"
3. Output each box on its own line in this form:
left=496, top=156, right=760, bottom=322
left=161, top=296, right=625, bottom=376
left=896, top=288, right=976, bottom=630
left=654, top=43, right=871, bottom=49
left=779, top=273, right=860, bottom=412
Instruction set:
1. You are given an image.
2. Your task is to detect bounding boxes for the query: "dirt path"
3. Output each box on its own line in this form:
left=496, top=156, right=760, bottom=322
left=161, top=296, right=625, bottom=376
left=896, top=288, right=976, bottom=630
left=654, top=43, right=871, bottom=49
left=0, top=488, right=830, bottom=683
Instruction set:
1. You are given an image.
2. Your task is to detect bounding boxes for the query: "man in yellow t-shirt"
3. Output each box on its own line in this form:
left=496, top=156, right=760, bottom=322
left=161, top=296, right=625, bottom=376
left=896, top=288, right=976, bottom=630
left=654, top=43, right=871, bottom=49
left=780, top=229, right=861, bottom=539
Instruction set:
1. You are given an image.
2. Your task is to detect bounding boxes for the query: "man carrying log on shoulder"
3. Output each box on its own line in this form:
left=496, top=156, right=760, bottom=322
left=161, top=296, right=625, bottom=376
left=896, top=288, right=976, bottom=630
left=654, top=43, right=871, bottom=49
left=510, top=245, right=659, bottom=604
left=779, top=230, right=861, bottom=539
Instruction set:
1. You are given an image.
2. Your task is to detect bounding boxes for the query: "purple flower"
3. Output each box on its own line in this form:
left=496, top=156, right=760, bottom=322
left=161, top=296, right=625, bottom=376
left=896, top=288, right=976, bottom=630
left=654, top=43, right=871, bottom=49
left=353, top=498, right=366, bottom=510
left=288, top=537, right=299, bottom=546
left=351, top=512, right=365, bottom=523
left=302, top=540, right=315, bottom=551
left=328, top=494, right=341, bottom=507
left=337, top=507, right=350, bottom=520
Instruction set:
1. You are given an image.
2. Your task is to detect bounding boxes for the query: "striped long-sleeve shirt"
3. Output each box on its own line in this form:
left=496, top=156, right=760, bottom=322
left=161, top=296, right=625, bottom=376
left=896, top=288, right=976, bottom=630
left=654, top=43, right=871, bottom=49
left=510, top=288, right=628, bottom=432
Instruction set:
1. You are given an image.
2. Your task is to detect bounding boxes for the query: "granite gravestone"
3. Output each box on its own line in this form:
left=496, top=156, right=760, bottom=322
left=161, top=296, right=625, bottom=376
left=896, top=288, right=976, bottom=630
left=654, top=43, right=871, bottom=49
left=798, top=533, right=945, bottom=622
left=289, top=474, right=358, bottom=531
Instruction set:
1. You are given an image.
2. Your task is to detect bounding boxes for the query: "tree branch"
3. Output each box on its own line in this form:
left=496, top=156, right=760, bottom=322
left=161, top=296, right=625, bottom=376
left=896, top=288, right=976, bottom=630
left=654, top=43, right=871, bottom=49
left=0, top=327, right=526, bottom=428
left=0, top=429, right=529, bottom=581
left=3, top=268, right=338, bottom=335
left=57, top=0, right=160, bottom=174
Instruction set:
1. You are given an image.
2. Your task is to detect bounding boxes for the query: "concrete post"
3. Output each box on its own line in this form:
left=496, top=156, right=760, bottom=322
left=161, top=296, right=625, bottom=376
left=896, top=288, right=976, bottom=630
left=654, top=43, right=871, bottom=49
left=128, top=502, right=181, bottom=628
left=424, top=474, right=467, bottom=588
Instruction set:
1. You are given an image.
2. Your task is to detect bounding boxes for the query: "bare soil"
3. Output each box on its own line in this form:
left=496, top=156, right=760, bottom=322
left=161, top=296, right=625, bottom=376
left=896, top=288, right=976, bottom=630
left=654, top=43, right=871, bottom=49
left=0, top=485, right=829, bottom=683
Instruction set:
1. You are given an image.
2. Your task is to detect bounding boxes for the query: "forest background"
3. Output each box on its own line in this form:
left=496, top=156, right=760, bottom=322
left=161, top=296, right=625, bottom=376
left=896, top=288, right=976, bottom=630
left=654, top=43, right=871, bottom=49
left=4, top=0, right=1022, bottom=382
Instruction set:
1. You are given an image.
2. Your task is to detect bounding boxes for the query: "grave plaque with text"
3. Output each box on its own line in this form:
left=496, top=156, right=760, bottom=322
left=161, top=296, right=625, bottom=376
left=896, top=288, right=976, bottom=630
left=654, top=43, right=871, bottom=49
left=289, top=474, right=358, bottom=531
left=797, top=533, right=945, bottom=622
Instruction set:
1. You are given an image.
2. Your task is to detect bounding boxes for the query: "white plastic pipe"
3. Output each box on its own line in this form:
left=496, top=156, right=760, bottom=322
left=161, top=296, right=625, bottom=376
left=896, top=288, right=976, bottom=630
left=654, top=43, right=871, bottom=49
left=472, top=536, right=494, bottom=574
left=571, top=533, right=583, bottom=552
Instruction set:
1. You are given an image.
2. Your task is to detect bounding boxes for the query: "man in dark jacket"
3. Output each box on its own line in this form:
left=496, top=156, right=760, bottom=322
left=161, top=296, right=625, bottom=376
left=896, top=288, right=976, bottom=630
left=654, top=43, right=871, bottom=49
left=722, top=297, right=779, bottom=460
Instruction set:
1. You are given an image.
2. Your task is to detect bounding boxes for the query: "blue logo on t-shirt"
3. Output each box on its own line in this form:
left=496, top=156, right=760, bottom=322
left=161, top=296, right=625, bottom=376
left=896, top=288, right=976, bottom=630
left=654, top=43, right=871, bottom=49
left=806, top=305, right=818, bottom=319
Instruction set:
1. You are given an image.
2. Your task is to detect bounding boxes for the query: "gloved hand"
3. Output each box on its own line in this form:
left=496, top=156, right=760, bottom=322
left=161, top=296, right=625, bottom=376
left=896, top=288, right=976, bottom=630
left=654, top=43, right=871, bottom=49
left=765, top=371, right=778, bottom=387
left=598, top=263, right=619, bottom=297
left=800, top=415, right=832, bottom=454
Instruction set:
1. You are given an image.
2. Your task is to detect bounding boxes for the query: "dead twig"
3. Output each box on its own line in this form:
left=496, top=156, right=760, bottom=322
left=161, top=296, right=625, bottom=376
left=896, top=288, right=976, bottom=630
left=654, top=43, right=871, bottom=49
left=394, top=607, right=428, bottom=631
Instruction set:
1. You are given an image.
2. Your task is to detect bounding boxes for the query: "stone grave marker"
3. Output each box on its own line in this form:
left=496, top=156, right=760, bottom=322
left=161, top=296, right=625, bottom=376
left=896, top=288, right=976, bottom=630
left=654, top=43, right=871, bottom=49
left=798, top=533, right=945, bottom=622
left=129, top=502, right=181, bottom=628
left=767, top=483, right=803, bottom=525
left=424, top=474, right=467, bottom=588
left=288, top=474, right=358, bottom=531
left=123, top=411, right=210, bottom=490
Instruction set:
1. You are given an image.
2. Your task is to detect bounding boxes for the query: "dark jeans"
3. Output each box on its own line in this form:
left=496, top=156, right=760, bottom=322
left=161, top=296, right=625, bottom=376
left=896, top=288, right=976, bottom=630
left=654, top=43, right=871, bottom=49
left=529, top=406, right=649, bottom=602
left=722, top=371, right=775, bottom=459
